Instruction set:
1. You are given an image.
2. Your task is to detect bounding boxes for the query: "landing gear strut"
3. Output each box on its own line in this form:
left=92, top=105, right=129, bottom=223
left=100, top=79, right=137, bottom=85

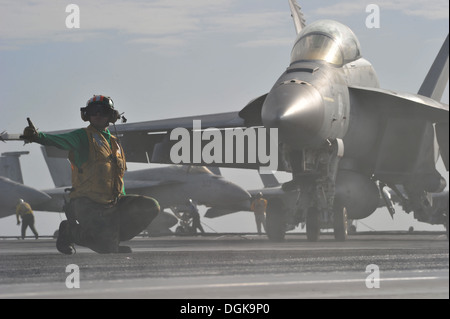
left=288, top=139, right=346, bottom=242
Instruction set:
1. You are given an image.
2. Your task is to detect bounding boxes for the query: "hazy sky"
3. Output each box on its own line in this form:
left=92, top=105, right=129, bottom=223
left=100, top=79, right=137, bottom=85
left=0, top=0, right=448, bottom=236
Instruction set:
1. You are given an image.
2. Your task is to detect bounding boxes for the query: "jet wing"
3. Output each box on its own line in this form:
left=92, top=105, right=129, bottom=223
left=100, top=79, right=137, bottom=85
left=14, top=95, right=283, bottom=170
left=33, top=181, right=183, bottom=212
left=115, top=111, right=246, bottom=164
left=113, top=104, right=285, bottom=171
left=348, top=86, right=449, bottom=122
left=118, top=111, right=245, bottom=132
left=39, top=111, right=248, bottom=162
left=349, top=86, right=449, bottom=173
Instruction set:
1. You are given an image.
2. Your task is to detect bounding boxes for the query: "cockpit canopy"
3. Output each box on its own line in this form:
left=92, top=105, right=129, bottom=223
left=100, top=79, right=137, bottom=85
left=291, top=20, right=361, bottom=66
left=180, top=165, right=213, bottom=175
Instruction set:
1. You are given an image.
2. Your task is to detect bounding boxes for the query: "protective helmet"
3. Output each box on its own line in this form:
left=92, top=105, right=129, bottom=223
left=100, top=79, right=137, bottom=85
left=17, top=198, right=24, bottom=204
left=80, top=95, right=120, bottom=123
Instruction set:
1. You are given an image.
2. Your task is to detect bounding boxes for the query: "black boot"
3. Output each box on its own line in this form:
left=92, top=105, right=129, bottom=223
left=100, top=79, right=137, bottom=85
left=56, top=220, right=75, bottom=255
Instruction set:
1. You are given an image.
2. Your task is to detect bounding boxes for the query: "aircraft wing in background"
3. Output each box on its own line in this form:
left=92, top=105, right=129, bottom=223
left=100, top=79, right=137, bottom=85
left=0, top=177, right=52, bottom=218
left=39, top=111, right=268, bottom=169
left=113, top=110, right=282, bottom=171
left=0, top=152, right=52, bottom=218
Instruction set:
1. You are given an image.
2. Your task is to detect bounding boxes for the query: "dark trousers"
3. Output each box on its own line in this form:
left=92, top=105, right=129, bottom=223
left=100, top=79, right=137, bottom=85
left=192, top=213, right=205, bottom=233
left=66, top=195, right=159, bottom=253
left=21, top=214, right=38, bottom=239
left=254, top=212, right=266, bottom=234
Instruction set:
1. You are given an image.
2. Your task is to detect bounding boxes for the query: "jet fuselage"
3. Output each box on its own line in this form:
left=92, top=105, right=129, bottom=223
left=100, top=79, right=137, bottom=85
left=262, top=58, right=379, bottom=153
left=124, top=166, right=250, bottom=211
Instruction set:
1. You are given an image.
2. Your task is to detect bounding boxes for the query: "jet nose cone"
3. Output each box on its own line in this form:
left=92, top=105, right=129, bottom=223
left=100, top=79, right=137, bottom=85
left=225, top=181, right=251, bottom=202
left=19, top=186, right=52, bottom=206
left=214, top=179, right=251, bottom=209
left=262, top=81, right=324, bottom=148
left=2, top=177, right=52, bottom=205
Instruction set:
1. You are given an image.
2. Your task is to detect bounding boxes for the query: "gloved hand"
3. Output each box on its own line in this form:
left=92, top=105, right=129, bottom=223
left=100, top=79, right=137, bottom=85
left=20, top=126, right=39, bottom=143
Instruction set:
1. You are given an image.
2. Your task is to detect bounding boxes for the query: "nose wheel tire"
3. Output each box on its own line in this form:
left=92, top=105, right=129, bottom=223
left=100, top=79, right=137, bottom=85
left=334, top=206, right=348, bottom=241
left=306, top=207, right=320, bottom=242
left=266, top=209, right=286, bottom=242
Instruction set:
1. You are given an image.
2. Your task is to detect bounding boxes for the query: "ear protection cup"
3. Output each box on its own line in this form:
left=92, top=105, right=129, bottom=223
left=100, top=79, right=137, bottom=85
left=109, top=109, right=121, bottom=124
left=80, top=107, right=89, bottom=122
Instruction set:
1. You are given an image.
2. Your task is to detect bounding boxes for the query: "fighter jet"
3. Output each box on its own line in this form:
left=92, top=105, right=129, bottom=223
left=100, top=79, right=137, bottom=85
left=0, top=152, right=51, bottom=219
left=111, top=1, right=447, bottom=241
left=3, top=1, right=448, bottom=241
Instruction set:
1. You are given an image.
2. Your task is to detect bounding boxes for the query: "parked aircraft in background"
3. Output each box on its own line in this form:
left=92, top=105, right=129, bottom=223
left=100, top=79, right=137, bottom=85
left=205, top=169, right=301, bottom=237
left=38, top=147, right=251, bottom=234
left=0, top=152, right=51, bottom=219
left=0, top=150, right=177, bottom=234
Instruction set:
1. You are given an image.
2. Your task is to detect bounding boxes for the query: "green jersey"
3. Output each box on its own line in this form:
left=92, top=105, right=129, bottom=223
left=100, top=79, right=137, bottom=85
left=37, top=128, right=112, bottom=168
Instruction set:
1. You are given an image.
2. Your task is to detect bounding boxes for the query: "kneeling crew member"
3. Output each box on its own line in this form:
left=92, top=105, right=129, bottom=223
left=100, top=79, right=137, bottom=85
left=21, top=95, right=160, bottom=254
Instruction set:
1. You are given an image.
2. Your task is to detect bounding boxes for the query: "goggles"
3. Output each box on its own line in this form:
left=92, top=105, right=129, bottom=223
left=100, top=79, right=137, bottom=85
left=86, top=103, right=111, bottom=117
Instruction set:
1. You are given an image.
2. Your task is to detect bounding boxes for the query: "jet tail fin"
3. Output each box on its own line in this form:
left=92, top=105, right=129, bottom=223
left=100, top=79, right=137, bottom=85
left=417, top=34, right=449, bottom=171
left=418, top=34, right=449, bottom=101
left=258, top=171, right=280, bottom=188
left=288, top=0, right=306, bottom=35
left=207, top=166, right=222, bottom=176
left=0, top=151, right=29, bottom=184
left=41, top=146, right=72, bottom=187
left=436, top=123, right=449, bottom=171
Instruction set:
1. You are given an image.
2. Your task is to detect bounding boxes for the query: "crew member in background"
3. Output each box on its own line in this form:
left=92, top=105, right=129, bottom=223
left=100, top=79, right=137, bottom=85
left=21, top=95, right=160, bottom=254
left=251, top=192, right=267, bottom=235
left=16, top=198, right=39, bottom=240
left=189, top=199, right=205, bottom=234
